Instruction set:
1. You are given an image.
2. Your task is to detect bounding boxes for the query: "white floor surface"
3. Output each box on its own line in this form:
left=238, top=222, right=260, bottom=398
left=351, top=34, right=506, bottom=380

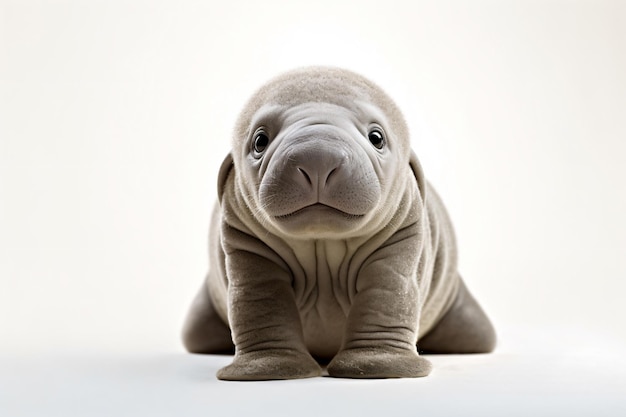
left=2, top=335, right=625, bottom=417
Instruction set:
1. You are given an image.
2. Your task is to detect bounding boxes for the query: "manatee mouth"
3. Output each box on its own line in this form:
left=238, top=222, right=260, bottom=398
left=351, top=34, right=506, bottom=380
left=275, top=203, right=365, bottom=220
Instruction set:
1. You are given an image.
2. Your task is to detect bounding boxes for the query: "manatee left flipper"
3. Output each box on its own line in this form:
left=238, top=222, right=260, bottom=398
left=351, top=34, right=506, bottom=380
left=327, top=348, right=432, bottom=378
left=327, top=225, right=432, bottom=379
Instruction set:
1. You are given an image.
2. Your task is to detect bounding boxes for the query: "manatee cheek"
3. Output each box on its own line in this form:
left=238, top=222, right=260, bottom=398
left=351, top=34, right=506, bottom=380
left=257, top=151, right=315, bottom=216
left=258, top=174, right=311, bottom=215
left=323, top=157, right=381, bottom=214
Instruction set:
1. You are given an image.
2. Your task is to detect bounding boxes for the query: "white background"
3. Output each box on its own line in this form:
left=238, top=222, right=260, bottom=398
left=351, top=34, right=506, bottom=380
left=1, top=1, right=625, bottom=416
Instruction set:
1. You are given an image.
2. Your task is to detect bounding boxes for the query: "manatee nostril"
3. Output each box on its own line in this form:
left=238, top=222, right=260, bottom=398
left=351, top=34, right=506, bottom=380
left=325, top=167, right=338, bottom=186
left=297, top=167, right=312, bottom=186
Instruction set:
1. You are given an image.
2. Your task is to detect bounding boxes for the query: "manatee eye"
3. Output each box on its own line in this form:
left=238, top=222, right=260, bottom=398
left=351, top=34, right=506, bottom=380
left=368, top=128, right=385, bottom=149
left=253, top=131, right=270, bottom=153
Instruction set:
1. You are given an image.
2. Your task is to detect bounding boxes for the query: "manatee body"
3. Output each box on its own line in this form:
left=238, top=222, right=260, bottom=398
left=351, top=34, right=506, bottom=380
left=182, top=67, right=496, bottom=380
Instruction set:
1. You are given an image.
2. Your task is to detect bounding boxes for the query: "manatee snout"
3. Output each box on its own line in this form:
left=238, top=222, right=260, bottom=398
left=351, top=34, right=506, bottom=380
left=258, top=128, right=381, bottom=235
left=291, top=142, right=347, bottom=195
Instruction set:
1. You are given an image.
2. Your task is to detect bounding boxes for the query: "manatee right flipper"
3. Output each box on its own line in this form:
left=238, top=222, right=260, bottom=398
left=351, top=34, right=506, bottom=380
left=418, top=279, right=496, bottom=354
left=182, top=281, right=234, bottom=354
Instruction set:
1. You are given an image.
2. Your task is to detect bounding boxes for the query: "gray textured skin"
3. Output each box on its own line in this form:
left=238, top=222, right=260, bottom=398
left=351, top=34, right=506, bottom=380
left=182, top=67, right=496, bottom=380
